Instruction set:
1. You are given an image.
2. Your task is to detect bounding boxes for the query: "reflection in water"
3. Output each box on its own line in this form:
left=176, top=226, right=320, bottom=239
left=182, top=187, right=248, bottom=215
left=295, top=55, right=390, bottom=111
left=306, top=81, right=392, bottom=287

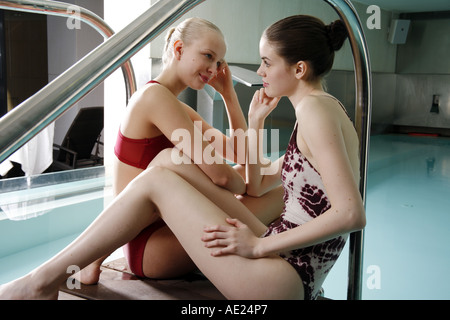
left=426, top=157, right=435, bottom=176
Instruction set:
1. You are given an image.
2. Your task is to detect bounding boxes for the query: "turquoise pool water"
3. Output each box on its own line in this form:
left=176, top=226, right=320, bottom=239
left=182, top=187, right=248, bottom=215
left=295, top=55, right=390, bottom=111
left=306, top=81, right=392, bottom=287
left=324, top=134, right=450, bottom=300
left=1, top=134, right=449, bottom=299
left=0, top=167, right=115, bottom=284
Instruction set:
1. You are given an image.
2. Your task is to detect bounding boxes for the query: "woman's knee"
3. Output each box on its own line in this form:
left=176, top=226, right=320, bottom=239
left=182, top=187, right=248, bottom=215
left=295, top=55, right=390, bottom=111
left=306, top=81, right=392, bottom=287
left=148, top=148, right=192, bottom=170
left=148, top=148, right=180, bottom=168
left=150, top=148, right=173, bottom=166
left=129, top=165, right=173, bottom=196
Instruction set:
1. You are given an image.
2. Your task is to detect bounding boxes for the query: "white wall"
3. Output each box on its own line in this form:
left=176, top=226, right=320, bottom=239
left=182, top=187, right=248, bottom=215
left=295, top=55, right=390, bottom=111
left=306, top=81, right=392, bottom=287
left=103, top=0, right=152, bottom=170
left=148, top=0, right=397, bottom=73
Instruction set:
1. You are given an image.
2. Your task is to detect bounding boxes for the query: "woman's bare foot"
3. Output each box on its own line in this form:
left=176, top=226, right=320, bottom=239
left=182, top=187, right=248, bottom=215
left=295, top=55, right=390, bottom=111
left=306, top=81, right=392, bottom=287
left=73, top=263, right=102, bottom=285
left=0, top=273, right=59, bottom=300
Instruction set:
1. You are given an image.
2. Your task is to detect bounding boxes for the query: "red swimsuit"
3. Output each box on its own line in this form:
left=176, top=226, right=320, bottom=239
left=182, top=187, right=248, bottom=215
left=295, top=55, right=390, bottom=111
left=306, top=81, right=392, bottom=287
left=114, top=80, right=174, bottom=277
left=114, top=130, right=173, bottom=170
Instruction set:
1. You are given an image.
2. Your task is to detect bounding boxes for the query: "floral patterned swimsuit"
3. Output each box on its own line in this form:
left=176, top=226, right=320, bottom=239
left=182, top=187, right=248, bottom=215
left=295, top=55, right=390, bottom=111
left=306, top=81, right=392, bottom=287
left=262, top=121, right=348, bottom=300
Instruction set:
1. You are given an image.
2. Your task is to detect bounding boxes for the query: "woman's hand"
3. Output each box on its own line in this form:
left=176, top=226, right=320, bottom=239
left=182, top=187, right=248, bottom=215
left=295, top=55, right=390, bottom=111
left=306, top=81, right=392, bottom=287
left=202, top=218, right=262, bottom=258
left=208, top=61, right=233, bottom=95
left=248, top=88, right=281, bottom=123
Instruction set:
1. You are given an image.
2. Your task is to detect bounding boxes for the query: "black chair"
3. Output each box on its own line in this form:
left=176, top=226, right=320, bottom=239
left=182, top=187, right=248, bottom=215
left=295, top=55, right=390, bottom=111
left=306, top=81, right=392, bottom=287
left=52, top=106, right=104, bottom=170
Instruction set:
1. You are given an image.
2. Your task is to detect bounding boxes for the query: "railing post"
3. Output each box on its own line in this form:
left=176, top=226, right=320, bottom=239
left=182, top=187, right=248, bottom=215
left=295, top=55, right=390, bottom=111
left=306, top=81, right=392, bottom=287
left=322, top=0, right=372, bottom=300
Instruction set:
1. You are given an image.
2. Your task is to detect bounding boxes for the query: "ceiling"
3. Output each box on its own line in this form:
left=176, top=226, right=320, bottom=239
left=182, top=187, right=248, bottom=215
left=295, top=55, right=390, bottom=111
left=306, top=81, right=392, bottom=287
left=352, top=0, right=450, bottom=13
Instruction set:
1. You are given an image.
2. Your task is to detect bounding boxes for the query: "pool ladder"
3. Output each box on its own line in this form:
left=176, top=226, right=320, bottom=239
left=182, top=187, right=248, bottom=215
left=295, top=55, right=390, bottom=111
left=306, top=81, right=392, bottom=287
left=0, top=0, right=371, bottom=300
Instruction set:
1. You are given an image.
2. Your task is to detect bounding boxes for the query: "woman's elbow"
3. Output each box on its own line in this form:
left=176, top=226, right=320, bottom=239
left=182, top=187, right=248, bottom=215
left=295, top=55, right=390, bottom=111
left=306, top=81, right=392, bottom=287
left=211, top=172, right=230, bottom=189
left=348, top=206, right=366, bottom=231
left=245, top=184, right=264, bottom=198
left=211, top=168, right=246, bottom=195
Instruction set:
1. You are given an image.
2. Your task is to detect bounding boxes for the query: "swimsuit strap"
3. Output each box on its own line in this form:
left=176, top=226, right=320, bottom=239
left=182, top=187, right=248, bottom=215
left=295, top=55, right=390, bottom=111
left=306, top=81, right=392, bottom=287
left=315, top=93, right=349, bottom=117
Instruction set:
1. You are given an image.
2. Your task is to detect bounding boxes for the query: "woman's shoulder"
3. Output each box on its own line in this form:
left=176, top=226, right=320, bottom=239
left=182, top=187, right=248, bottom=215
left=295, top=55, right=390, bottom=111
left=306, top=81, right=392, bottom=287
left=139, top=81, right=173, bottom=100
left=128, top=81, right=176, bottom=110
left=298, top=93, right=346, bottom=117
left=295, top=94, right=329, bottom=119
left=295, top=94, right=348, bottom=140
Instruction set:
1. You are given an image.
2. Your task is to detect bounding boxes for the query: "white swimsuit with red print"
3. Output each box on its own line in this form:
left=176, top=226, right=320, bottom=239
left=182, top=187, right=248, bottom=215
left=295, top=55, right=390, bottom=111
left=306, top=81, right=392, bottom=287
left=263, top=123, right=347, bottom=300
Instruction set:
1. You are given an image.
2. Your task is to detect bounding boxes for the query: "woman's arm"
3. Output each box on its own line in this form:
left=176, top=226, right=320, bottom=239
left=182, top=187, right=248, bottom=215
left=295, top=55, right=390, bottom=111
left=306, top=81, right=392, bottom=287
left=246, top=89, right=283, bottom=197
left=203, top=96, right=366, bottom=257
left=203, top=62, right=248, bottom=165
left=138, top=84, right=246, bottom=195
left=254, top=100, right=365, bottom=256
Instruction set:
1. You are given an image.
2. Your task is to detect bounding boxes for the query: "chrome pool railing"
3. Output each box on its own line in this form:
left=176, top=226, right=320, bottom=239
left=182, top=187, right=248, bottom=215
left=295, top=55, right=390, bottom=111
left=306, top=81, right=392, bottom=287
left=326, top=0, right=372, bottom=300
left=0, top=0, right=137, bottom=103
left=0, top=0, right=205, bottom=164
left=0, top=0, right=371, bottom=300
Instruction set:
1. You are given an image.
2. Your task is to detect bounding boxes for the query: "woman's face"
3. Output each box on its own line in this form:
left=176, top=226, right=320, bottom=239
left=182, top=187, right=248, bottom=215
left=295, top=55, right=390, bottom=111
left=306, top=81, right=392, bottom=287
left=178, top=30, right=226, bottom=90
left=256, top=36, right=296, bottom=98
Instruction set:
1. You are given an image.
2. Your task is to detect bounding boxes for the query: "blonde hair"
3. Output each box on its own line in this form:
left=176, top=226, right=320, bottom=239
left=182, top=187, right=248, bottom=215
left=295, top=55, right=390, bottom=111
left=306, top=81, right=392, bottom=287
left=162, top=17, right=224, bottom=68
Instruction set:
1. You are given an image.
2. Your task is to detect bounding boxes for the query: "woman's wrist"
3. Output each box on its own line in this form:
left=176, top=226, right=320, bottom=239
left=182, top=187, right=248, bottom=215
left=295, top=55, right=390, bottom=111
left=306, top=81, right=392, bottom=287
left=220, top=88, right=238, bottom=103
left=254, top=236, right=269, bottom=258
left=248, top=116, right=265, bottom=129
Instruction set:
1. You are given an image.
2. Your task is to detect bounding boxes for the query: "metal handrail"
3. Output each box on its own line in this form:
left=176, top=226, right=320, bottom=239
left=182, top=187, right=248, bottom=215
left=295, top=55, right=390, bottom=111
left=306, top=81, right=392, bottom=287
left=0, top=0, right=205, bottom=163
left=0, top=0, right=137, bottom=103
left=0, top=0, right=371, bottom=300
left=326, top=0, right=372, bottom=300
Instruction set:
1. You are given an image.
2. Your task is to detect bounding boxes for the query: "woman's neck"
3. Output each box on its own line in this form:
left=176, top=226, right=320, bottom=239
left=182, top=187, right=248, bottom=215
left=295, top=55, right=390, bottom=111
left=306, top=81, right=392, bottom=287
left=288, top=80, right=324, bottom=108
left=155, top=65, right=188, bottom=97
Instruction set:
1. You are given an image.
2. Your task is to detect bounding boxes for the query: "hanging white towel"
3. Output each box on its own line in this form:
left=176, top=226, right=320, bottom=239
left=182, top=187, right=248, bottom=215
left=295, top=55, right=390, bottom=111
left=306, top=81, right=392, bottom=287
left=0, top=123, right=55, bottom=177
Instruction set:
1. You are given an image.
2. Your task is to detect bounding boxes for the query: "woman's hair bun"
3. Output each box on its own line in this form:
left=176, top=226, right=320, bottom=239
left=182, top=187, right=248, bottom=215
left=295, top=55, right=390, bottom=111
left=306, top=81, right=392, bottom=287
left=325, top=20, right=348, bottom=51
left=165, top=27, right=176, bottom=50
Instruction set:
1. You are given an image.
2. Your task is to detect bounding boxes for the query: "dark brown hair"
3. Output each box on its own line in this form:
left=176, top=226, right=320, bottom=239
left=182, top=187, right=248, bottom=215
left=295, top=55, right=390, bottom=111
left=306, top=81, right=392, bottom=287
left=263, top=15, right=348, bottom=81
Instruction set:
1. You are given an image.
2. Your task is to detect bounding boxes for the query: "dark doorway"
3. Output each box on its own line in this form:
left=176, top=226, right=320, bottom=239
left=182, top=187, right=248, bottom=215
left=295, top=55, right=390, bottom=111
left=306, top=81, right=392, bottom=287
left=0, top=10, right=6, bottom=117
left=2, top=10, right=48, bottom=114
left=0, top=10, right=48, bottom=178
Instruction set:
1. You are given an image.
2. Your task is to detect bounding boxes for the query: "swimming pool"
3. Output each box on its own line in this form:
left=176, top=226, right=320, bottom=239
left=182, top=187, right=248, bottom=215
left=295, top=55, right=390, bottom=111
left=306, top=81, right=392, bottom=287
left=324, top=133, right=450, bottom=300
left=1, top=134, right=449, bottom=299
left=0, top=166, right=115, bottom=284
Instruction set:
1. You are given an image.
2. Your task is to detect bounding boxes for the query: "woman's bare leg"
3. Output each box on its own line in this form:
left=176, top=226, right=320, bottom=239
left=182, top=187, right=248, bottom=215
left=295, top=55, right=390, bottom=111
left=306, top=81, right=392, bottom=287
left=137, top=166, right=303, bottom=299
left=150, top=149, right=270, bottom=234
left=136, top=151, right=293, bottom=297
left=139, top=189, right=283, bottom=279
left=0, top=179, right=161, bottom=299
left=139, top=149, right=282, bottom=278
left=114, top=165, right=302, bottom=298
left=75, top=253, right=115, bottom=285
left=78, top=150, right=282, bottom=282
left=0, top=163, right=300, bottom=299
